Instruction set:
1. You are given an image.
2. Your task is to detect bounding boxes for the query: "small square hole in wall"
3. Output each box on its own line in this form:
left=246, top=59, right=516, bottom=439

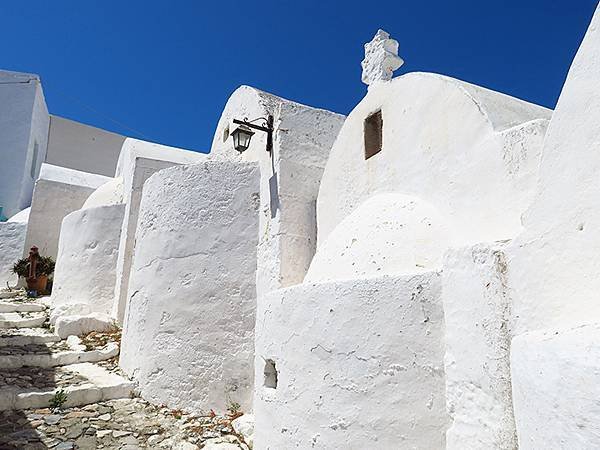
left=364, top=110, right=383, bottom=160
left=264, top=359, right=278, bottom=389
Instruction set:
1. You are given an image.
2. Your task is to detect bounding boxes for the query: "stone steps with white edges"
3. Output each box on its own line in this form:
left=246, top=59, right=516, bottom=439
left=0, top=362, right=134, bottom=411
left=0, top=342, right=119, bottom=369
left=0, top=301, right=46, bottom=313
left=0, top=312, right=47, bottom=329
left=0, top=328, right=60, bottom=347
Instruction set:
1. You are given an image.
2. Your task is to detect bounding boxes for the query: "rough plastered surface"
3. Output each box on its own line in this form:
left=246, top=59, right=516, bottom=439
left=508, top=5, right=600, bottom=335
left=306, top=193, right=449, bottom=282
left=51, top=204, right=125, bottom=316
left=442, top=242, right=517, bottom=449
left=81, top=176, right=124, bottom=209
left=112, top=138, right=207, bottom=323
left=23, top=164, right=110, bottom=259
left=210, top=86, right=345, bottom=296
left=254, top=273, right=448, bottom=449
left=0, top=222, right=27, bottom=287
left=317, top=72, right=550, bottom=250
left=120, top=161, right=260, bottom=413
left=511, top=323, right=600, bottom=449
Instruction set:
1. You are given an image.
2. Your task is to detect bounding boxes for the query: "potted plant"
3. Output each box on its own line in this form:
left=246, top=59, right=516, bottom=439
left=12, top=253, right=55, bottom=293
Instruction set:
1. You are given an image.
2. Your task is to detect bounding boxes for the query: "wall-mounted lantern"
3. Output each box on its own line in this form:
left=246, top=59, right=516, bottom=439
left=231, top=115, right=274, bottom=154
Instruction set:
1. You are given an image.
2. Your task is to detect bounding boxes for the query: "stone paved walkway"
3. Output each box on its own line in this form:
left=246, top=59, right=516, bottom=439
left=0, top=290, right=249, bottom=449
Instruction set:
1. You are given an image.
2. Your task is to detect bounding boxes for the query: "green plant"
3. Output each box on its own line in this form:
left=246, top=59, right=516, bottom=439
left=12, top=256, right=55, bottom=278
left=49, top=389, right=68, bottom=409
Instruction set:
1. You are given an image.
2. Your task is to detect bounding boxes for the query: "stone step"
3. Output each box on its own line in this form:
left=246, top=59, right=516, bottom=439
left=0, top=328, right=61, bottom=347
left=0, top=342, right=119, bottom=369
left=0, top=312, right=47, bottom=329
left=0, top=362, right=134, bottom=411
left=0, top=301, right=46, bottom=313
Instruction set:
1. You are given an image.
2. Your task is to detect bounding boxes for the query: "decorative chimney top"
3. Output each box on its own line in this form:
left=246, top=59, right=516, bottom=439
left=361, top=29, right=404, bottom=86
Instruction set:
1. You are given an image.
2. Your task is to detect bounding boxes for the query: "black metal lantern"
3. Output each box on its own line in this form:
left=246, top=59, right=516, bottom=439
left=231, top=123, right=255, bottom=153
left=231, top=115, right=274, bottom=154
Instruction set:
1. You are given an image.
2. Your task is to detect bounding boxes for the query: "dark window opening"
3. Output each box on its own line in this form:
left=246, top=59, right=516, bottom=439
left=264, top=359, right=278, bottom=389
left=364, top=110, right=383, bottom=160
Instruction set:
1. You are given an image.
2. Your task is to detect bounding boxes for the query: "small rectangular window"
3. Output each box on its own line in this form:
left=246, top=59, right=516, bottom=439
left=364, top=110, right=383, bottom=160
left=30, top=141, right=39, bottom=179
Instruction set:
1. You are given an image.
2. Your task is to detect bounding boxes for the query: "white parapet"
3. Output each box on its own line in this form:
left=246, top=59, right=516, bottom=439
left=23, top=164, right=111, bottom=259
left=51, top=203, right=125, bottom=316
left=119, top=160, right=260, bottom=413
left=442, top=242, right=517, bottom=449
left=254, top=273, right=448, bottom=449
left=0, top=222, right=27, bottom=287
left=511, top=323, right=600, bottom=449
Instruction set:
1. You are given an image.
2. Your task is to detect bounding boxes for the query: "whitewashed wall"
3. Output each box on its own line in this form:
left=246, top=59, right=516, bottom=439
left=51, top=204, right=125, bottom=315
left=442, top=243, right=516, bottom=449
left=112, top=138, right=207, bottom=323
left=254, top=273, right=447, bottom=449
left=210, top=86, right=345, bottom=296
left=46, top=115, right=126, bottom=177
left=0, top=70, right=49, bottom=218
left=0, top=222, right=27, bottom=287
left=23, top=164, right=110, bottom=259
left=316, top=73, right=550, bottom=251
left=508, top=4, right=600, bottom=336
left=120, top=161, right=260, bottom=413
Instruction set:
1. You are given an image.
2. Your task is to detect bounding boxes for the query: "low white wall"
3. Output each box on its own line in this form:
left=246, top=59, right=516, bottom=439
left=442, top=242, right=516, bottom=449
left=23, top=164, right=110, bottom=259
left=51, top=204, right=125, bottom=315
left=0, top=222, right=27, bottom=287
left=254, top=273, right=448, bottom=449
left=119, top=160, right=260, bottom=413
left=511, top=323, right=600, bottom=449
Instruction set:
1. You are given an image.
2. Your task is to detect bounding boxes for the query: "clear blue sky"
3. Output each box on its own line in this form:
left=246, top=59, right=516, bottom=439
left=2, top=1, right=597, bottom=153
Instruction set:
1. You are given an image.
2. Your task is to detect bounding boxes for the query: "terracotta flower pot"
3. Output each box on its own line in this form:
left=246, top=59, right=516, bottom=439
left=26, top=275, right=48, bottom=293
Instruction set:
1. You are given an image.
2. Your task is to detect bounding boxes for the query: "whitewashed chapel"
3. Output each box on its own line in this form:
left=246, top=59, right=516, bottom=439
left=1, top=5, right=600, bottom=449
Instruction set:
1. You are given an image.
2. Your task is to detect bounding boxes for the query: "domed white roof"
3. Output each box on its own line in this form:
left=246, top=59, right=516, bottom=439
left=82, top=177, right=124, bottom=210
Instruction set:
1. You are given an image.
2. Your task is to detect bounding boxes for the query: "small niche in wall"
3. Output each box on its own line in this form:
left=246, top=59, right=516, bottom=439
left=364, top=110, right=383, bottom=160
left=222, top=125, right=230, bottom=142
left=30, top=141, right=39, bottom=179
left=264, top=359, right=278, bottom=389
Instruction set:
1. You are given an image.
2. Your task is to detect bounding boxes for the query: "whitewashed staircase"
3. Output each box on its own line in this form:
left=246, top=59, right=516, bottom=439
left=0, top=292, right=133, bottom=411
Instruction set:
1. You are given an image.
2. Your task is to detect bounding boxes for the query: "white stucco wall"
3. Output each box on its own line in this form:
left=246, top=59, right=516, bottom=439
left=0, top=222, right=27, bottom=287
left=23, top=164, right=110, bottom=259
left=508, top=5, right=600, bottom=335
left=316, top=72, right=550, bottom=250
left=81, top=177, right=123, bottom=210
left=120, top=161, right=260, bottom=413
left=51, top=204, right=125, bottom=315
left=511, top=323, right=600, bottom=449
left=210, top=86, right=345, bottom=296
left=442, top=242, right=517, bottom=449
left=254, top=273, right=448, bottom=449
left=45, top=115, right=126, bottom=177
left=112, top=138, right=207, bottom=323
left=306, top=193, right=449, bottom=282
left=0, top=70, right=49, bottom=218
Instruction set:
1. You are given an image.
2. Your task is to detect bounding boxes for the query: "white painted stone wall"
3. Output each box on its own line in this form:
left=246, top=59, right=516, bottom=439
left=51, top=203, right=125, bottom=316
left=120, top=161, right=260, bottom=413
left=23, top=164, right=110, bottom=259
left=112, top=138, right=207, bottom=323
left=306, top=193, right=450, bottom=282
left=442, top=242, right=516, bottom=449
left=316, top=72, right=550, bottom=250
left=0, top=222, right=27, bottom=287
left=511, top=323, right=600, bottom=449
left=0, top=70, right=49, bottom=218
left=210, top=86, right=345, bottom=296
left=46, top=115, right=126, bottom=177
left=254, top=273, right=448, bottom=449
left=508, top=4, right=600, bottom=335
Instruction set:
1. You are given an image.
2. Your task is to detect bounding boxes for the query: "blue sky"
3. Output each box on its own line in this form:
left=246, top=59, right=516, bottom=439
left=2, top=1, right=597, bottom=153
